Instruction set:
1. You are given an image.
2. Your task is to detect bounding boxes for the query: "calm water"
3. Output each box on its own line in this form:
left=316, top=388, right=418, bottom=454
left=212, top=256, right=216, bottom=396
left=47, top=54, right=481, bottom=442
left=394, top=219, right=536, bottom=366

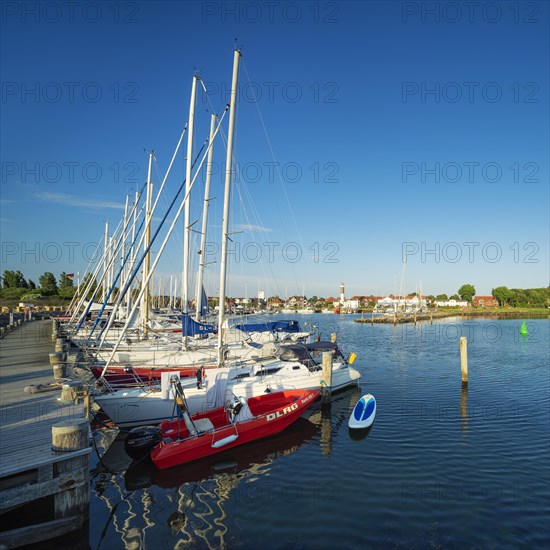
left=89, top=315, right=550, bottom=549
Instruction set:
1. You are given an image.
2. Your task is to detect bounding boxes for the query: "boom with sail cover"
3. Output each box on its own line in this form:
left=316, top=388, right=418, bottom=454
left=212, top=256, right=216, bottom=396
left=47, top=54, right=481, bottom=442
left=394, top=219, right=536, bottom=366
left=181, top=313, right=216, bottom=336
left=234, top=320, right=302, bottom=334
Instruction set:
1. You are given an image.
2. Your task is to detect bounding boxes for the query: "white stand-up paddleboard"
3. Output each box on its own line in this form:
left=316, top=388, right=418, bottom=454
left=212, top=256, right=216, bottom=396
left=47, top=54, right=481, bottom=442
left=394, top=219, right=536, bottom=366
left=348, top=394, right=376, bottom=429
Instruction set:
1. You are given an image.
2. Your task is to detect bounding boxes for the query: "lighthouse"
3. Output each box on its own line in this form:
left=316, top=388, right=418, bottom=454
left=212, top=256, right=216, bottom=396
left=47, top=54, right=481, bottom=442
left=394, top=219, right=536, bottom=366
left=340, top=282, right=345, bottom=305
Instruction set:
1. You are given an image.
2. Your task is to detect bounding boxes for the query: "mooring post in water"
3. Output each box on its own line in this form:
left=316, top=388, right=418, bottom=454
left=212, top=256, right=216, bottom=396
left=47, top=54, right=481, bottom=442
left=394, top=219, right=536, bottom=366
left=321, top=351, right=333, bottom=405
left=460, top=336, right=468, bottom=384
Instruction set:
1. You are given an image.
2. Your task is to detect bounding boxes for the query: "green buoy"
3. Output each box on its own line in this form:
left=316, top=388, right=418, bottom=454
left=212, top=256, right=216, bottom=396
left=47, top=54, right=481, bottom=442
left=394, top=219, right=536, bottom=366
left=520, top=321, right=528, bottom=336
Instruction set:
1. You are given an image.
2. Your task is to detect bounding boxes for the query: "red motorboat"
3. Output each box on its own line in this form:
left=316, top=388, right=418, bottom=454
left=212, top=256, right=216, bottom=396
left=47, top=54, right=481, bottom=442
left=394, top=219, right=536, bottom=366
left=147, top=388, right=318, bottom=470
left=124, top=417, right=319, bottom=490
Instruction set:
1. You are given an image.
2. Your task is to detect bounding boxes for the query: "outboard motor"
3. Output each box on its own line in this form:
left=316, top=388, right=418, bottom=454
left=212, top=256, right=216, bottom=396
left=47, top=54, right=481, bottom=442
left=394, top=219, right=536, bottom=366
left=124, top=425, right=162, bottom=460
left=226, top=395, right=245, bottom=421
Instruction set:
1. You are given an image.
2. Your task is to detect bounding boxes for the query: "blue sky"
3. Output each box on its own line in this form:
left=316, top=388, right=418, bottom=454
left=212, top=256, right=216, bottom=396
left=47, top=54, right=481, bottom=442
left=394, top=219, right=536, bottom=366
left=1, top=1, right=548, bottom=299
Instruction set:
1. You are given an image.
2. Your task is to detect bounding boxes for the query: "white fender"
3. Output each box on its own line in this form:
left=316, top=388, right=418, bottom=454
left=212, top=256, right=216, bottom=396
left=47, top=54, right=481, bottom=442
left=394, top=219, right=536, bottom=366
left=211, top=434, right=238, bottom=448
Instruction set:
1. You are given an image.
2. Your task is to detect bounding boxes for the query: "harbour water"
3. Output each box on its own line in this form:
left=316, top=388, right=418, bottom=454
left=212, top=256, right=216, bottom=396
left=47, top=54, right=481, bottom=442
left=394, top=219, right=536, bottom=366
left=89, top=315, right=549, bottom=548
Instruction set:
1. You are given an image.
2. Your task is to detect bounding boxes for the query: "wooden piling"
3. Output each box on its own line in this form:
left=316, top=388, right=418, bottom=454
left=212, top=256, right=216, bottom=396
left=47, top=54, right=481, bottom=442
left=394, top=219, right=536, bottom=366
left=60, top=381, right=84, bottom=403
left=321, top=351, right=333, bottom=405
left=83, top=391, right=91, bottom=420
left=49, top=352, right=65, bottom=365
left=55, top=338, right=67, bottom=353
left=460, top=336, right=468, bottom=383
left=52, top=419, right=89, bottom=453
left=53, top=363, right=67, bottom=381
left=51, top=420, right=90, bottom=520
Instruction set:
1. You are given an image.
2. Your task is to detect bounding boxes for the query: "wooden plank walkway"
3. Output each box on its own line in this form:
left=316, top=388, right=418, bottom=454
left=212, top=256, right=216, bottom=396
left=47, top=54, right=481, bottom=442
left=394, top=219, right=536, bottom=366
left=0, top=319, right=91, bottom=531
left=0, top=320, right=89, bottom=480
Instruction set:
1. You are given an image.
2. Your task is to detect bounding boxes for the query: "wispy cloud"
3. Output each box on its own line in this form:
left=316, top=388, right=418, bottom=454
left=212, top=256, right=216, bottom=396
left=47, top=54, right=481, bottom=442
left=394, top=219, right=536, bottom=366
left=0, top=200, right=16, bottom=205
left=35, top=192, right=124, bottom=210
left=234, top=223, right=272, bottom=233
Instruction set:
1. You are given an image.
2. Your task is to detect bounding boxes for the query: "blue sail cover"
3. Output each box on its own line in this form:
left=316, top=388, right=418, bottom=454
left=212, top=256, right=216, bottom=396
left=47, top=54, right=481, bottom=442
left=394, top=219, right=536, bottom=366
left=234, top=320, right=301, bottom=334
left=181, top=313, right=216, bottom=336
left=200, top=287, right=209, bottom=317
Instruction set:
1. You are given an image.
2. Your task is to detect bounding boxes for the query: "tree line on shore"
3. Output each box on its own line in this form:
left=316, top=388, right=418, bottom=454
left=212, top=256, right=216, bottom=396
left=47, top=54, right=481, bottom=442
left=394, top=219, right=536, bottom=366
left=0, top=270, right=548, bottom=308
left=0, top=270, right=78, bottom=301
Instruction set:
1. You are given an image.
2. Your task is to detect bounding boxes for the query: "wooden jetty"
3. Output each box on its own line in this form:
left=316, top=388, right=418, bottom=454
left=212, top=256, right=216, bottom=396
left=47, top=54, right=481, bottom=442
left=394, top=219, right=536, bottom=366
left=355, top=312, right=439, bottom=324
left=355, top=309, right=549, bottom=324
left=0, top=319, right=91, bottom=549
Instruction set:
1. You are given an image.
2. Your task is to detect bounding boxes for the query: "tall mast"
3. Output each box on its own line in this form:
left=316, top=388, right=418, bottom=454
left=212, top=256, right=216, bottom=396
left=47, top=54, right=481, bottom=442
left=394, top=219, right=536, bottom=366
left=217, top=50, right=241, bottom=364
left=169, top=275, right=173, bottom=309
left=108, top=236, right=115, bottom=295
left=102, top=221, right=109, bottom=302
left=196, top=113, right=217, bottom=320
left=127, top=189, right=139, bottom=314
left=182, top=75, right=198, bottom=349
left=121, top=194, right=129, bottom=291
left=141, top=151, right=154, bottom=337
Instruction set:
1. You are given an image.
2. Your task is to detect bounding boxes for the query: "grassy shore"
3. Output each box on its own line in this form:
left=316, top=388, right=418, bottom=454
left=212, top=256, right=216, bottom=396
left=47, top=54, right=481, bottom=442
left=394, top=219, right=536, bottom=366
left=436, top=307, right=548, bottom=317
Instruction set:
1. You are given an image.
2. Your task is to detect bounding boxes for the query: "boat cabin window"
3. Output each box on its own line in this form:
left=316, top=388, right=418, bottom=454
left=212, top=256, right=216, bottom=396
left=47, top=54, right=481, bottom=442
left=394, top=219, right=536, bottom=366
left=279, top=348, right=301, bottom=362
left=255, top=366, right=281, bottom=376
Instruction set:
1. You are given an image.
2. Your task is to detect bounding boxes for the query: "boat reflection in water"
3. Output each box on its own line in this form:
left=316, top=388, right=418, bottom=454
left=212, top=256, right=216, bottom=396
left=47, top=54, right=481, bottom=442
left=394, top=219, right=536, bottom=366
left=124, top=417, right=318, bottom=490
left=93, top=417, right=318, bottom=548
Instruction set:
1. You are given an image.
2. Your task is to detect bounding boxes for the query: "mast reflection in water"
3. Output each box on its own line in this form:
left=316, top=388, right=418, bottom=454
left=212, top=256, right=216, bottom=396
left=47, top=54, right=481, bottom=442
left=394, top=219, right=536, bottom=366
left=93, top=417, right=319, bottom=548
